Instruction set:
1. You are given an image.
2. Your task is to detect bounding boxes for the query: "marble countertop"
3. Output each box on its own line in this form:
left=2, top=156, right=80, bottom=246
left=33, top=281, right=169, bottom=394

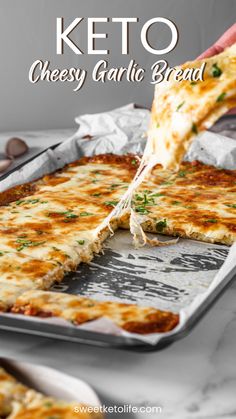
left=0, top=128, right=236, bottom=419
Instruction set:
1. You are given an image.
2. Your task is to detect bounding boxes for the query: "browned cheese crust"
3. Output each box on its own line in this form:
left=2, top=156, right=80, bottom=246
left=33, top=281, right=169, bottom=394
left=11, top=290, right=179, bottom=334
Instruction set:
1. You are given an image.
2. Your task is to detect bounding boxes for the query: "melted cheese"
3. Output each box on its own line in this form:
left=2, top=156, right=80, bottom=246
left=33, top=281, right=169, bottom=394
left=128, top=161, right=236, bottom=245
left=9, top=401, right=98, bottom=419
left=108, top=44, right=236, bottom=245
left=0, top=367, right=101, bottom=419
left=0, top=252, right=63, bottom=291
left=148, top=43, right=236, bottom=170
left=12, top=290, right=179, bottom=335
left=0, top=156, right=136, bottom=293
left=0, top=368, right=32, bottom=417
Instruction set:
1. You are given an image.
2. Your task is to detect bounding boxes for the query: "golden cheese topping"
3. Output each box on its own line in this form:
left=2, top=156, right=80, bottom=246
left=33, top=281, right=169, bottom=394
left=0, top=154, right=235, bottom=334
left=0, top=367, right=102, bottom=419
left=148, top=43, right=236, bottom=169
left=0, top=252, right=63, bottom=294
left=11, top=290, right=179, bottom=335
left=0, top=156, right=137, bottom=294
left=0, top=367, right=31, bottom=417
left=9, top=401, right=102, bottom=419
left=132, top=160, right=236, bottom=245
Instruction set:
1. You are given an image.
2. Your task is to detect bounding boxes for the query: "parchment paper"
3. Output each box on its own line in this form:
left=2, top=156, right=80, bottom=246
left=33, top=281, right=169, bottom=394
left=0, top=104, right=235, bottom=345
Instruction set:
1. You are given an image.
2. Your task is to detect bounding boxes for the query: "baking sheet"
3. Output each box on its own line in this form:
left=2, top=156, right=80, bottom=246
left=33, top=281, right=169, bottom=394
left=0, top=104, right=236, bottom=347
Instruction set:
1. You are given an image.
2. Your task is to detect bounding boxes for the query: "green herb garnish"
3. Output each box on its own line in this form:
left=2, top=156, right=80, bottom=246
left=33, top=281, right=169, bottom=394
left=110, top=183, right=121, bottom=190
left=178, top=170, right=187, bottom=177
left=134, top=194, right=144, bottom=201
left=16, top=239, right=46, bottom=251
left=206, top=219, right=217, bottom=223
left=172, top=201, right=181, bottom=205
left=192, top=123, right=198, bottom=134
left=27, top=199, right=40, bottom=204
left=104, top=201, right=118, bottom=207
left=156, top=219, right=167, bottom=232
left=225, top=204, right=236, bottom=208
left=216, top=92, right=226, bottom=102
left=211, top=63, right=222, bottom=78
left=161, top=181, right=173, bottom=186
left=44, top=401, right=53, bottom=408
left=176, top=101, right=185, bottom=111
left=135, top=206, right=150, bottom=214
left=150, top=193, right=165, bottom=197
left=65, top=213, right=78, bottom=219
left=80, top=211, right=93, bottom=216
left=77, top=240, right=85, bottom=245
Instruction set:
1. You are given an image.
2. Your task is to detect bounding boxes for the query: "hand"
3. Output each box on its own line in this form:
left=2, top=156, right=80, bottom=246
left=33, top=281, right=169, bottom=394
left=198, top=23, right=236, bottom=114
left=198, top=23, right=236, bottom=59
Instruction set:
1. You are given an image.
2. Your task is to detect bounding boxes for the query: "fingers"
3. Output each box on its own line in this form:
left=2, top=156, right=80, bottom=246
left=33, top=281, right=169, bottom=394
left=197, top=22, right=236, bottom=59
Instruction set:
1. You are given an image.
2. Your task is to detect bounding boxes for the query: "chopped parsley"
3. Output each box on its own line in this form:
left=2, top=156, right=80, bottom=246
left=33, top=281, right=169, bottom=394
left=225, top=204, right=236, bottom=208
left=16, top=239, right=46, bottom=251
left=150, top=192, right=165, bottom=197
left=77, top=240, right=85, bottom=245
left=15, top=198, right=46, bottom=206
left=63, top=253, right=71, bottom=259
left=206, top=218, right=217, bottom=223
left=104, top=201, right=119, bottom=207
left=91, top=192, right=101, bottom=197
left=80, top=211, right=93, bottom=216
left=131, top=159, right=137, bottom=166
left=27, top=199, right=40, bottom=204
left=161, top=181, right=173, bottom=186
left=135, top=194, right=144, bottom=201
left=133, top=193, right=154, bottom=206
left=178, top=170, right=187, bottom=177
left=176, top=101, right=185, bottom=111
left=216, top=92, right=226, bottom=102
left=156, top=219, right=167, bottom=232
left=211, top=63, right=222, bottom=78
left=191, top=123, right=198, bottom=134
left=44, top=401, right=53, bottom=408
left=171, top=201, right=181, bottom=205
left=65, top=213, right=78, bottom=219
left=190, top=81, right=197, bottom=86
left=135, top=206, right=150, bottom=214
left=47, top=210, right=78, bottom=220
left=110, top=183, right=120, bottom=190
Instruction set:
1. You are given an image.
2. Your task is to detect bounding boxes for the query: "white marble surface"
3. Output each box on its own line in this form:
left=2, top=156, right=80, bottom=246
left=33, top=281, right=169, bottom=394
left=0, top=129, right=236, bottom=419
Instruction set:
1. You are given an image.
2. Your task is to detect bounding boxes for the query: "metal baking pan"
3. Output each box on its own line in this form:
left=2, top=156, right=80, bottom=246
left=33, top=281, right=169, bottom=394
left=0, top=116, right=235, bottom=351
